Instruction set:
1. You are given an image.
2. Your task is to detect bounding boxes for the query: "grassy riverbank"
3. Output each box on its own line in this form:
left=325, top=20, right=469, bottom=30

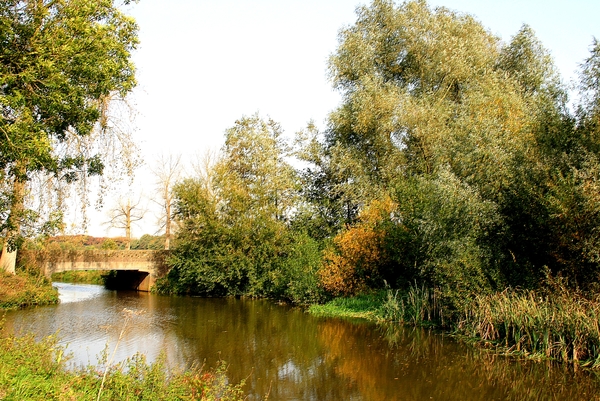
left=309, top=285, right=600, bottom=368
left=0, top=331, right=247, bottom=401
left=0, top=270, right=58, bottom=310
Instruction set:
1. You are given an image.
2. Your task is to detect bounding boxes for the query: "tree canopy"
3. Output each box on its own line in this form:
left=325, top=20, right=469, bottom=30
left=143, top=1, right=600, bottom=309
left=0, top=0, right=138, bottom=271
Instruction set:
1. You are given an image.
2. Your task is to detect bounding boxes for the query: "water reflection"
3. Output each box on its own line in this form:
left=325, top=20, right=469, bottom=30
left=3, top=283, right=600, bottom=400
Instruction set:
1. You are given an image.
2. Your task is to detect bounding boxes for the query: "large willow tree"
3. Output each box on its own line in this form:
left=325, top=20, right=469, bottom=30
left=0, top=0, right=138, bottom=272
left=315, top=0, right=600, bottom=303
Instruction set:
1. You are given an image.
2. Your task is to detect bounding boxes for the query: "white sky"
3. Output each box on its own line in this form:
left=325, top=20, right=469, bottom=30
left=85, top=0, right=600, bottom=237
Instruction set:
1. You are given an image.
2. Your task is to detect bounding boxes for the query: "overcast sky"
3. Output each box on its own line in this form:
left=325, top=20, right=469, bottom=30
left=85, top=0, right=600, bottom=237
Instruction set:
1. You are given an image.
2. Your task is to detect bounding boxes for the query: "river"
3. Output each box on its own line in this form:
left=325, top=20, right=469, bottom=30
left=2, top=282, right=600, bottom=400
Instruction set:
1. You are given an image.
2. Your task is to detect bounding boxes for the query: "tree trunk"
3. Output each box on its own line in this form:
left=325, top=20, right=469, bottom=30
left=1, top=173, right=25, bottom=275
left=125, top=223, right=131, bottom=250
left=125, top=199, right=131, bottom=250
left=164, top=200, right=171, bottom=250
left=0, top=242, right=16, bottom=275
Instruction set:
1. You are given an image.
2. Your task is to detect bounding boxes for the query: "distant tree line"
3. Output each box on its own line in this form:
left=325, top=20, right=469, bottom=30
left=33, top=234, right=166, bottom=251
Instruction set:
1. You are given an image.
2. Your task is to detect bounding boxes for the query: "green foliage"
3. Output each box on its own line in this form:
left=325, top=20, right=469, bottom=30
left=101, top=239, right=119, bottom=250
left=0, top=0, right=138, bottom=244
left=131, top=234, right=167, bottom=250
left=163, top=115, right=307, bottom=299
left=386, top=170, right=502, bottom=311
left=278, top=232, right=326, bottom=305
left=0, top=333, right=247, bottom=400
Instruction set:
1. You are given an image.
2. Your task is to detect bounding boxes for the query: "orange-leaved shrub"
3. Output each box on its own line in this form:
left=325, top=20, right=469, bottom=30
left=319, top=197, right=396, bottom=296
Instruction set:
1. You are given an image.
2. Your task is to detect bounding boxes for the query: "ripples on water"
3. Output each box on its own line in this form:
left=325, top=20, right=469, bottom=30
left=3, top=283, right=600, bottom=401
left=55, top=282, right=105, bottom=303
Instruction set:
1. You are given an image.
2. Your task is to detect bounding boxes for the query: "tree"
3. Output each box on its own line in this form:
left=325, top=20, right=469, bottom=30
left=215, top=114, right=298, bottom=224
left=320, top=0, right=585, bottom=297
left=104, top=196, right=146, bottom=250
left=166, top=115, right=300, bottom=296
left=0, top=0, right=138, bottom=272
left=150, top=154, right=182, bottom=250
left=293, top=123, right=365, bottom=239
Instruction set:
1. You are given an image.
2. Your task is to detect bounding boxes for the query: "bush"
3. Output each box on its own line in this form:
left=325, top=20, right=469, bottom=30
left=0, top=270, right=58, bottom=310
left=319, top=197, right=395, bottom=296
left=279, top=232, right=326, bottom=305
left=387, top=170, right=503, bottom=313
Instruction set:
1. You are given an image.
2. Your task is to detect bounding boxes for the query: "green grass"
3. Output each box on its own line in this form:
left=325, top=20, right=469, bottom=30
left=309, top=286, right=443, bottom=326
left=308, top=291, right=386, bottom=320
left=0, top=331, right=247, bottom=400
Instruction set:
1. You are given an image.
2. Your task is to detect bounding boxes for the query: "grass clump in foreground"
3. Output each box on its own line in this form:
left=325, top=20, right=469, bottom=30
left=0, top=331, right=247, bottom=400
left=0, top=270, right=59, bottom=310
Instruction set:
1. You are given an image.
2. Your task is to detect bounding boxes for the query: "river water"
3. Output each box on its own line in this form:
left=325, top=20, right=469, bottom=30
left=3, top=282, right=600, bottom=400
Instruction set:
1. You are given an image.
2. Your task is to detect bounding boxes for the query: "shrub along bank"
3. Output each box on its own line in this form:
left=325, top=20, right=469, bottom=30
left=0, top=270, right=58, bottom=310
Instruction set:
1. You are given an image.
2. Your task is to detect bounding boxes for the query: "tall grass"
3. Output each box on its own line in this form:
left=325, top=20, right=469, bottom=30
left=457, top=288, right=600, bottom=367
left=379, top=284, right=445, bottom=327
left=313, top=282, right=600, bottom=367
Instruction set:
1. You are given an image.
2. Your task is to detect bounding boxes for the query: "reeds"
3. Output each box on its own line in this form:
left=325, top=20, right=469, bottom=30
left=380, top=284, right=444, bottom=326
left=457, top=288, right=600, bottom=367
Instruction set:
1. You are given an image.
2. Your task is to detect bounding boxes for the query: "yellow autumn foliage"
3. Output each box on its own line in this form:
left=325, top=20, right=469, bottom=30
left=319, top=197, right=396, bottom=296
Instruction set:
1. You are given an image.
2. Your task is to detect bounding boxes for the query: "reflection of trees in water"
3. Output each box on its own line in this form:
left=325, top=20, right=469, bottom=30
left=8, top=292, right=600, bottom=400
left=469, top=352, right=600, bottom=401
left=373, top=323, right=600, bottom=401
left=161, top=298, right=600, bottom=401
left=166, top=298, right=362, bottom=400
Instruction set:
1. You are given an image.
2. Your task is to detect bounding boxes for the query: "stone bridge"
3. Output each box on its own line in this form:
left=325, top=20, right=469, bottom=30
left=19, top=249, right=170, bottom=291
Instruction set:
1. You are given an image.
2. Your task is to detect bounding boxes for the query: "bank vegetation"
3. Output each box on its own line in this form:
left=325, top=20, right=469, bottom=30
left=0, top=267, right=58, bottom=310
left=4, top=0, right=600, bottom=369
left=154, top=0, right=600, bottom=367
left=0, top=329, right=246, bottom=400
